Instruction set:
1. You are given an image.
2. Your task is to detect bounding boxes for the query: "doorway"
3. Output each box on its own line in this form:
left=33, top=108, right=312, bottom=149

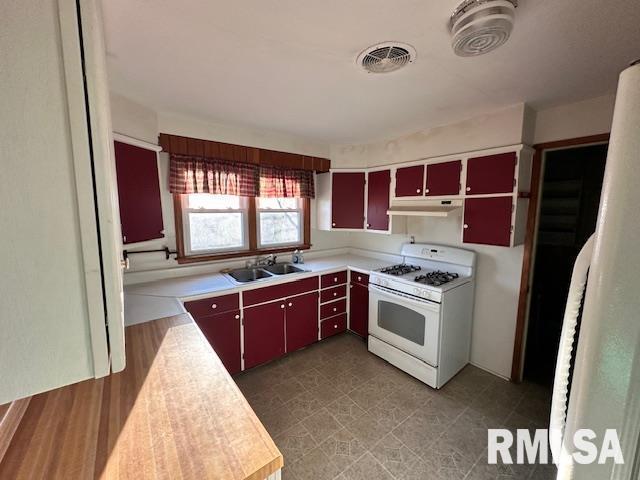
left=522, top=143, right=608, bottom=386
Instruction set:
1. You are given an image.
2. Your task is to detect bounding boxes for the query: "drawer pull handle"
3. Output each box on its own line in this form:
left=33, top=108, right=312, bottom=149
left=211, top=304, right=217, bottom=309
left=334, top=277, right=338, bottom=282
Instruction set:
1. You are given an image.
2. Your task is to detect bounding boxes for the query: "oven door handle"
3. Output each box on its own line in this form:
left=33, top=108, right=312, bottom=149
left=369, top=284, right=440, bottom=311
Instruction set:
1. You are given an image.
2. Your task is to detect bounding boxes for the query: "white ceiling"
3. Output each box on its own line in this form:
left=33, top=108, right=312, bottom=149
left=102, top=0, right=640, bottom=144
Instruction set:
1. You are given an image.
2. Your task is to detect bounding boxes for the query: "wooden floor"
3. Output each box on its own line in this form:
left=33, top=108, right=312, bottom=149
left=0, top=314, right=282, bottom=480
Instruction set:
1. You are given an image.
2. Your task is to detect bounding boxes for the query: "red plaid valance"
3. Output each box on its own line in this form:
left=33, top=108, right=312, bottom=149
left=169, top=154, right=315, bottom=198
left=169, top=154, right=259, bottom=196
left=259, top=165, right=315, bottom=199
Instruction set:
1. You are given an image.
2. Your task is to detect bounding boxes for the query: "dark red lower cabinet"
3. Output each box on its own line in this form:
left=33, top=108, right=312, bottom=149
left=243, top=301, right=286, bottom=369
left=194, top=310, right=241, bottom=375
left=349, top=283, right=369, bottom=338
left=285, top=291, right=319, bottom=353
left=463, top=196, right=513, bottom=247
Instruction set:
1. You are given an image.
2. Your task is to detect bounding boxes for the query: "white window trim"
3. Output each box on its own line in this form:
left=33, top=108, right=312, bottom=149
left=257, top=198, right=305, bottom=249
left=182, top=196, right=250, bottom=256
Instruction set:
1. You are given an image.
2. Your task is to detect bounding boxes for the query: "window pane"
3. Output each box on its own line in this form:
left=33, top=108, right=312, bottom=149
left=188, top=194, right=241, bottom=210
left=189, top=212, right=244, bottom=251
left=259, top=212, right=301, bottom=245
left=257, top=197, right=298, bottom=210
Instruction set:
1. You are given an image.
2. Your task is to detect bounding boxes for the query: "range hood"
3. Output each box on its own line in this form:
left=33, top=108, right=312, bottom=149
left=387, top=200, right=462, bottom=217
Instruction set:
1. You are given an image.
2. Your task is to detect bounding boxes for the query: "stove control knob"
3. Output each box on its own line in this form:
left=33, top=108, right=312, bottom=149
left=413, top=287, right=421, bottom=296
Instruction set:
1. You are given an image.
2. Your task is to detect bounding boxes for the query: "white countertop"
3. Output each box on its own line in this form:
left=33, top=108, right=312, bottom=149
left=123, top=252, right=398, bottom=325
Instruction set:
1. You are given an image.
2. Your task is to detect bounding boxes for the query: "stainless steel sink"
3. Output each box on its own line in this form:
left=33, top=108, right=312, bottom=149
left=227, top=268, right=273, bottom=283
left=263, top=263, right=305, bottom=275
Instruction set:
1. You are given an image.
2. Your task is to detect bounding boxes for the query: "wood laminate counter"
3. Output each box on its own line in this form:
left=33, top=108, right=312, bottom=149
left=0, top=314, right=283, bottom=480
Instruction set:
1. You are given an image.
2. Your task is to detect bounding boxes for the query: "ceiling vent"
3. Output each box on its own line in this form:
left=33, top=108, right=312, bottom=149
left=357, top=42, right=416, bottom=74
left=449, top=0, right=517, bottom=57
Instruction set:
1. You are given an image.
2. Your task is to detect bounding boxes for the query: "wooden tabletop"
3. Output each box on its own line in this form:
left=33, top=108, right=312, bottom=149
left=0, top=314, right=283, bottom=480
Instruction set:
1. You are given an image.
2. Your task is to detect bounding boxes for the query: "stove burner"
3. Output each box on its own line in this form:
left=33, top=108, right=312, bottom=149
left=380, top=264, right=421, bottom=276
left=414, top=271, right=459, bottom=286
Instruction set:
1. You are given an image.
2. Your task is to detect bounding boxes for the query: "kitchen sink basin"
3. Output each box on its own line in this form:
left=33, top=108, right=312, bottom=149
left=227, top=268, right=272, bottom=283
left=263, top=263, right=305, bottom=275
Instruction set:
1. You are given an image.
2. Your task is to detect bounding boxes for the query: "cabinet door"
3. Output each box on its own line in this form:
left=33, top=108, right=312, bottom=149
left=366, top=170, right=390, bottom=231
left=243, top=301, right=285, bottom=369
left=285, top=291, right=319, bottom=353
left=463, top=197, right=513, bottom=246
left=425, top=160, right=461, bottom=196
left=395, top=165, right=424, bottom=197
left=466, top=152, right=517, bottom=195
left=349, top=283, right=369, bottom=338
left=194, top=310, right=241, bottom=374
left=114, top=141, right=164, bottom=244
left=331, top=172, right=365, bottom=229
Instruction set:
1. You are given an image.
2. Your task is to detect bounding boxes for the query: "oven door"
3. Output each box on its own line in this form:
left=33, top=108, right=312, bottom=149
left=368, top=284, right=441, bottom=367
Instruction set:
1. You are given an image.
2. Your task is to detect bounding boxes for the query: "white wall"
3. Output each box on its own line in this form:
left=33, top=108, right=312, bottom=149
left=110, top=94, right=350, bottom=280
left=533, top=93, right=615, bottom=144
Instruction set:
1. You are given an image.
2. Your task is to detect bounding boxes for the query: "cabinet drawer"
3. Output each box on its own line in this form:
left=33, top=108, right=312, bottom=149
left=184, top=293, right=239, bottom=318
left=320, top=284, right=347, bottom=303
left=321, top=314, right=347, bottom=339
left=320, top=298, right=347, bottom=319
left=320, top=270, right=348, bottom=288
left=243, top=276, right=319, bottom=307
left=350, top=272, right=369, bottom=287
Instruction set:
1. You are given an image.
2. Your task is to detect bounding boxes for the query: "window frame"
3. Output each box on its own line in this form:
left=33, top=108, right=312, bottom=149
left=174, top=194, right=311, bottom=264
left=256, top=197, right=305, bottom=249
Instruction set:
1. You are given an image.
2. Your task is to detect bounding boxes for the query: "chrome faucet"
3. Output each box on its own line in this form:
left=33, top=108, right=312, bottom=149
left=255, top=254, right=277, bottom=267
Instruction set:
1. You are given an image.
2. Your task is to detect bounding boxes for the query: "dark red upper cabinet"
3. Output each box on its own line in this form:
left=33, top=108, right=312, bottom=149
left=463, top=197, right=513, bottom=247
left=395, top=165, right=424, bottom=197
left=466, top=152, right=517, bottom=195
left=349, top=282, right=369, bottom=338
left=285, top=291, right=318, bottom=353
left=425, top=160, right=461, bottom=196
left=193, top=310, right=241, bottom=375
left=366, top=170, right=390, bottom=231
left=243, top=301, right=285, bottom=369
left=331, top=172, right=365, bottom=229
left=114, top=141, right=164, bottom=244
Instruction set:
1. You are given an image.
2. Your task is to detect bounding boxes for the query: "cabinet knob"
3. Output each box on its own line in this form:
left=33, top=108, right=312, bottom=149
left=357, top=276, right=362, bottom=281
left=235, top=314, right=240, bottom=319
left=333, top=292, right=337, bottom=297
left=334, top=277, right=338, bottom=282
left=288, top=302, right=293, bottom=307
left=333, top=307, right=337, bottom=312
left=466, top=186, right=471, bottom=192
left=281, top=304, right=285, bottom=309
left=211, top=304, right=217, bottom=309
left=366, top=223, right=371, bottom=228
left=334, top=324, right=338, bottom=329
left=425, top=188, right=429, bottom=193
left=416, top=188, right=421, bottom=193
left=332, top=222, right=336, bottom=227
left=463, top=224, right=469, bottom=229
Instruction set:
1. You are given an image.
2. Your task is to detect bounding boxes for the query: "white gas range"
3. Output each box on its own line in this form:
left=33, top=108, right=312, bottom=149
left=367, top=243, right=476, bottom=389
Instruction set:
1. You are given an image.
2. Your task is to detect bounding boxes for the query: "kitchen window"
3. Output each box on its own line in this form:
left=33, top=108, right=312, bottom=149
left=175, top=194, right=310, bottom=263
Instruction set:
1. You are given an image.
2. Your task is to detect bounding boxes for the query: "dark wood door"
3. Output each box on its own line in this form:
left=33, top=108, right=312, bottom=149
left=285, top=291, right=318, bottom=353
left=114, top=141, right=164, bottom=244
left=194, top=310, right=241, bottom=374
left=466, top=152, right=517, bottom=195
left=331, top=172, right=365, bottom=229
left=349, top=283, right=369, bottom=338
left=463, top=197, right=513, bottom=246
left=425, top=160, right=461, bottom=196
left=366, top=170, right=390, bottom=231
left=395, top=165, right=424, bottom=197
left=243, top=301, right=285, bottom=369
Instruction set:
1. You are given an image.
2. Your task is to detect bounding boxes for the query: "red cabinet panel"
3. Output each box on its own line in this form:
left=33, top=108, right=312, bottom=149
left=320, top=284, right=347, bottom=303
left=285, top=291, right=318, bottom=353
left=350, top=272, right=369, bottom=287
left=243, top=301, right=286, bottom=369
left=114, top=141, right=164, bottom=244
left=367, top=170, right=390, bottom=231
left=466, top=152, right=517, bottom=195
left=184, top=293, right=239, bottom=318
left=331, top=172, right=365, bottom=229
left=463, top=197, right=513, bottom=247
left=320, top=298, right=347, bottom=319
left=395, top=165, right=425, bottom=197
left=320, top=271, right=348, bottom=289
left=425, top=160, right=461, bottom=196
left=194, top=310, right=241, bottom=374
left=349, top=283, right=369, bottom=338
left=243, top=277, right=318, bottom=307
left=321, top=314, right=347, bottom=339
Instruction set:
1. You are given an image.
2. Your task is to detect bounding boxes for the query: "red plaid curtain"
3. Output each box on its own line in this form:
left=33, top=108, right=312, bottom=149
left=169, top=154, right=259, bottom=196
left=259, top=165, right=315, bottom=198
